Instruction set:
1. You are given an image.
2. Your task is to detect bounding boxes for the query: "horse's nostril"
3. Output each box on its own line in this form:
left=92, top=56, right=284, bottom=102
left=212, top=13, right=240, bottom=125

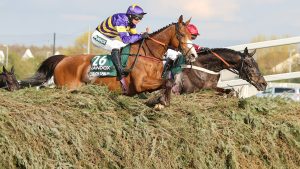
left=263, top=82, right=268, bottom=87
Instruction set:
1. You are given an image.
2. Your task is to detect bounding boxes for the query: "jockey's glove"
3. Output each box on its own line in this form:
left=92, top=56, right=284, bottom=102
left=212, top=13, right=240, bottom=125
left=141, top=32, right=149, bottom=39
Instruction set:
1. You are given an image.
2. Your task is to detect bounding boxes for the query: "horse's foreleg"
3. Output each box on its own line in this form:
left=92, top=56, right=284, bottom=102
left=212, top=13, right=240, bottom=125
left=143, top=78, right=173, bottom=107
left=158, top=79, right=173, bottom=106
left=213, top=87, right=228, bottom=93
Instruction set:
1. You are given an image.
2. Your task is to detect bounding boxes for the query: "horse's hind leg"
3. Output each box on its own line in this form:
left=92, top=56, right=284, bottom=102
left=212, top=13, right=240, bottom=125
left=55, top=75, right=83, bottom=91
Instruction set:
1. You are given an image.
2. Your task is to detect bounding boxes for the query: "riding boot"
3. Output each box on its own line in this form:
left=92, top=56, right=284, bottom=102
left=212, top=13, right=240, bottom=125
left=111, top=48, right=129, bottom=80
left=162, top=57, right=173, bottom=79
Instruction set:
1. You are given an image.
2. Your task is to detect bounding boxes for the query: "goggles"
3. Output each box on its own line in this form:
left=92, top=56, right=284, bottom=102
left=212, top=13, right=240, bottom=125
left=132, top=15, right=143, bottom=21
left=191, top=34, right=198, bottom=40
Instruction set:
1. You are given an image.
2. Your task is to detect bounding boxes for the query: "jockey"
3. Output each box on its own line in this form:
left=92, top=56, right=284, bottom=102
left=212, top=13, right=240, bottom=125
left=187, top=24, right=210, bottom=53
left=163, top=24, right=209, bottom=94
left=91, top=4, right=150, bottom=81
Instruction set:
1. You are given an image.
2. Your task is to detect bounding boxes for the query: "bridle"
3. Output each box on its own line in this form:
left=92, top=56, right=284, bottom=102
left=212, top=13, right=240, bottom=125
left=177, top=49, right=266, bottom=93
left=185, top=50, right=262, bottom=84
left=174, top=22, right=186, bottom=54
left=147, top=22, right=187, bottom=56
left=207, top=52, right=263, bottom=85
left=238, top=56, right=263, bottom=85
left=217, top=52, right=262, bottom=84
left=175, top=23, right=206, bottom=60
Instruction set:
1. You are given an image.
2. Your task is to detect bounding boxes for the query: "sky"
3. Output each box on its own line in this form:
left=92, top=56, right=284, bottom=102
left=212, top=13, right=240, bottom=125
left=0, top=0, right=299, bottom=48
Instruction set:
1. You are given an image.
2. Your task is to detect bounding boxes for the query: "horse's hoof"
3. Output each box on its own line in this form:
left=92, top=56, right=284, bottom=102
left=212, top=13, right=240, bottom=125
left=154, top=104, right=165, bottom=110
left=171, top=85, right=182, bottom=95
left=173, top=91, right=180, bottom=95
left=69, top=89, right=79, bottom=93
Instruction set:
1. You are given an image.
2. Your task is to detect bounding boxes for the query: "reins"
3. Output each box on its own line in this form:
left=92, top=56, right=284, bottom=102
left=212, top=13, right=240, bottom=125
left=211, top=51, right=230, bottom=67
left=210, top=51, right=261, bottom=81
left=126, top=36, right=167, bottom=72
left=185, top=50, right=240, bottom=75
left=148, top=37, right=166, bottom=47
left=126, top=24, right=184, bottom=72
left=125, top=23, right=188, bottom=73
left=126, top=38, right=146, bottom=72
left=197, top=50, right=245, bottom=77
left=209, top=50, right=239, bottom=75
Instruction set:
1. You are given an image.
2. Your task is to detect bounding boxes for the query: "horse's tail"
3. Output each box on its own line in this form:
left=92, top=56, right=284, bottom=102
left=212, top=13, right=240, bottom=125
left=20, top=55, right=66, bottom=87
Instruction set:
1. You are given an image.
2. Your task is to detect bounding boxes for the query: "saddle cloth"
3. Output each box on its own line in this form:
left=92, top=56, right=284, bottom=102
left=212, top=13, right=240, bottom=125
left=89, top=45, right=130, bottom=77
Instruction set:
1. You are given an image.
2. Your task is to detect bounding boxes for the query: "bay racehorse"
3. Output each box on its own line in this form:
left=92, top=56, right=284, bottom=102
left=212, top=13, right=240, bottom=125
left=20, top=15, right=197, bottom=107
left=171, top=47, right=267, bottom=94
left=0, top=66, right=20, bottom=91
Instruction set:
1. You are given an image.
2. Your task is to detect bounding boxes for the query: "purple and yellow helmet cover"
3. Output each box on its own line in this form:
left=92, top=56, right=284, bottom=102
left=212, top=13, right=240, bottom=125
left=126, top=4, right=146, bottom=16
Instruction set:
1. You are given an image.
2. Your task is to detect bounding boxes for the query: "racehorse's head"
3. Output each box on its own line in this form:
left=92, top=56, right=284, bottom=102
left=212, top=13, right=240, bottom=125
left=239, top=48, right=267, bottom=91
left=0, top=66, right=20, bottom=91
left=170, top=15, right=198, bottom=62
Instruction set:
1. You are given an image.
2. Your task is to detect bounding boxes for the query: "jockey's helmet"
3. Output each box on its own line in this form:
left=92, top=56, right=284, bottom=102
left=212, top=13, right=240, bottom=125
left=187, top=24, right=200, bottom=36
left=126, top=4, right=146, bottom=20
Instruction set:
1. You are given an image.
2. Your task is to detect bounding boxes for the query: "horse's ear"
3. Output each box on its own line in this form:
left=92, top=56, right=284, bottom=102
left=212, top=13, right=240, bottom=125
left=244, top=47, right=249, bottom=54
left=249, top=49, right=256, bottom=57
left=185, top=17, right=191, bottom=25
left=3, top=66, right=7, bottom=73
left=11, top=66, right=15, bottom=73
left=178, top=15, right=183, bottom=23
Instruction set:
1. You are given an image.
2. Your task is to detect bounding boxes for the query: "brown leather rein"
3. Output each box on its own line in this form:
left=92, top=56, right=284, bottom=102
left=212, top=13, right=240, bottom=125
left=127, top=23, right=188, bottom=71
left=148, top=37, right=233, bottom=69
left=126, top=36, right=168, bottom=71
left=211, top=51, right=231, bottom=67
left=199, top=50, right=240, bottom=75
left=148, top=37, right=167, bottom=47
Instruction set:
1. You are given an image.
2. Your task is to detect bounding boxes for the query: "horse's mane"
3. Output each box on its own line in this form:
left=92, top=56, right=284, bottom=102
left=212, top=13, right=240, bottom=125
left=149, top=23, right=176, bottom=36
left=211, top=48, right=242, bottom=55
left=134, top=23, right=176, bottom=44
left=196, top=48, right=244, bottom=63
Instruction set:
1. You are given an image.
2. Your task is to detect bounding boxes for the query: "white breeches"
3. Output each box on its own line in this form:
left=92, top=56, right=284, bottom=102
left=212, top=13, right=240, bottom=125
left=91, top=30, right=126, bottom=51
left=165, top=49, right=181, bottom=60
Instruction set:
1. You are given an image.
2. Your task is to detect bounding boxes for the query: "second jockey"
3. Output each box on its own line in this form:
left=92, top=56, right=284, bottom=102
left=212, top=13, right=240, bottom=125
left=163, top=24, right=210, bottom=94
left=162, top=23, right=209, bottom=78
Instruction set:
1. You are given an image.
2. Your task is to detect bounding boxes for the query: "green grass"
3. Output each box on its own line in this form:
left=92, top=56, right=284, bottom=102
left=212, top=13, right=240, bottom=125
left=0, top=86, right=299, bottom=169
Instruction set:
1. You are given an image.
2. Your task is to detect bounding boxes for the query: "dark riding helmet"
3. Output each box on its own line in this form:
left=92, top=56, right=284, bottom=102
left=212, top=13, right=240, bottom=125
left=126, top=4, right=146, bottom=21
